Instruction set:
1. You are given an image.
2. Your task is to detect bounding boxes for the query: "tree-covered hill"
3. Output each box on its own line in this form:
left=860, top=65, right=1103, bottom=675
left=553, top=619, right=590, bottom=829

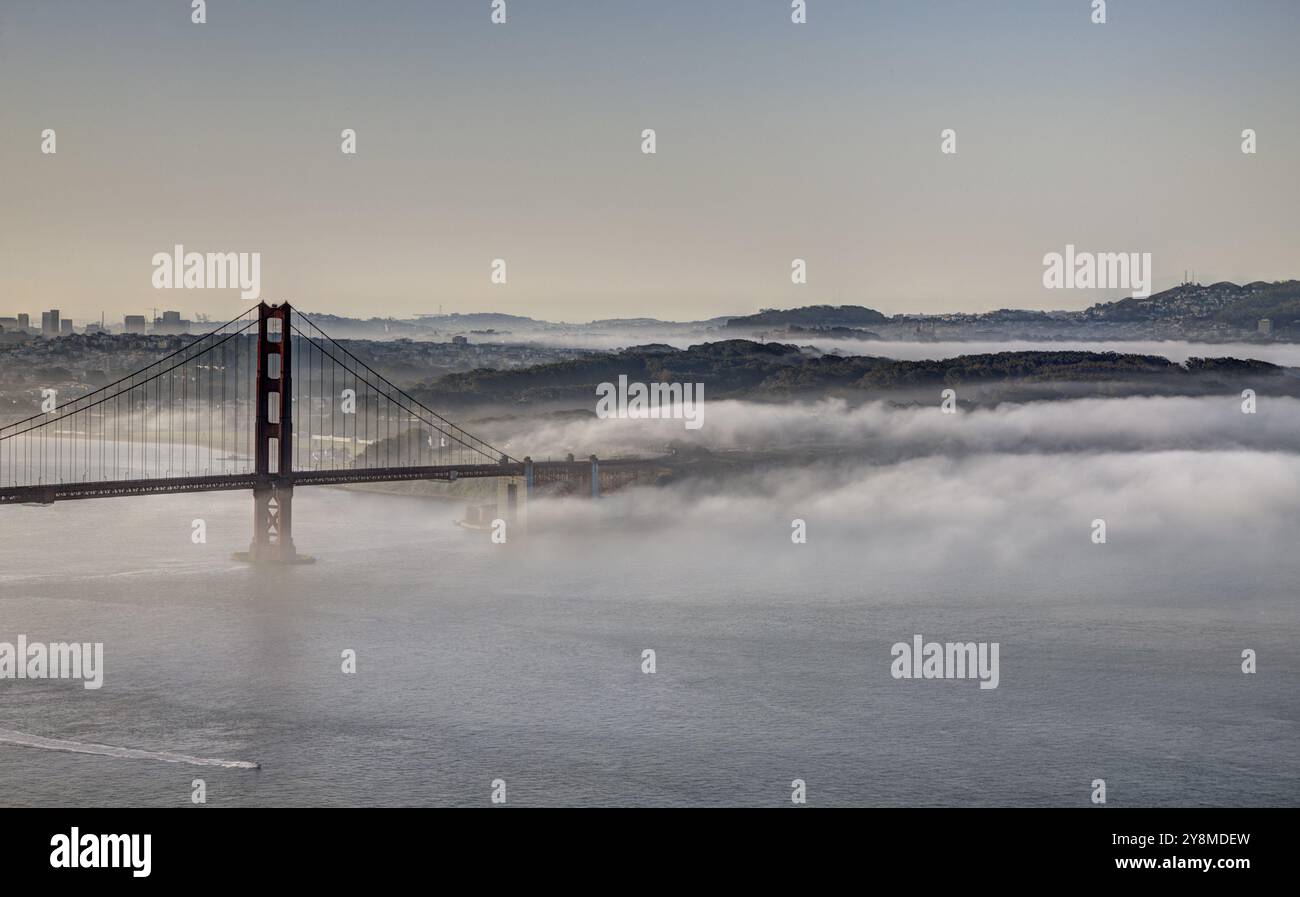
left=411, top=342, right=1289, bottom=406
left=724, top=305, right=890, bottom=329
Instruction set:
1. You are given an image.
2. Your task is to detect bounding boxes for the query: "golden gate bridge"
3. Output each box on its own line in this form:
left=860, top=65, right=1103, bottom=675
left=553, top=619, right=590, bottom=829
left=0, top=302, right=652, bottom=562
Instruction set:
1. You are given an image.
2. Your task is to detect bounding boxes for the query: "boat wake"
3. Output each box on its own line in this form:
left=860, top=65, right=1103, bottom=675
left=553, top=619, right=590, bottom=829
left=0, top=727, right=260, bottom=769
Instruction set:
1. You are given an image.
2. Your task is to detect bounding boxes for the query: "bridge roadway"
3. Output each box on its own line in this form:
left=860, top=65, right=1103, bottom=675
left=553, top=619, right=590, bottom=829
left=0, top=457, right=661, bottom=505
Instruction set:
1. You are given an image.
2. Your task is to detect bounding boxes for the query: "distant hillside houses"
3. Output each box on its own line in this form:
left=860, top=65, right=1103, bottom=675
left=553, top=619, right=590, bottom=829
left=1084, top=280, right=1300, bottom=331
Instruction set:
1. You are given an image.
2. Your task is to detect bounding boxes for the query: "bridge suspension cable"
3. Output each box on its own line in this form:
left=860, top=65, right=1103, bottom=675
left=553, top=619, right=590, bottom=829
left=0, top=306, right=261, bottom=489
left=287, top=309, right=515, bottom=471
left=0, top=302, right=514, bottom=497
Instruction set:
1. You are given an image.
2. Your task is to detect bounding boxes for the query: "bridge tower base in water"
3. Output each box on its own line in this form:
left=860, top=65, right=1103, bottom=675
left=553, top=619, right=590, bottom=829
left=243, top=481, right=311, bottom=564
left=235, top=301, right=315, bottom=565
left=496, top=473, right=525, bottom=536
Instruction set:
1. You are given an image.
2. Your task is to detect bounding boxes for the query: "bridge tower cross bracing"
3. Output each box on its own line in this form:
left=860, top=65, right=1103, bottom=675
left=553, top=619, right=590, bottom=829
left=248, top=301, right=299, bottom=563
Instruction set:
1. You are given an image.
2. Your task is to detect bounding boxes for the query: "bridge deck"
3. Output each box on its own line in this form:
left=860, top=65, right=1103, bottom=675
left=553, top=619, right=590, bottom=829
left=0, top=458, right=662, bottom=505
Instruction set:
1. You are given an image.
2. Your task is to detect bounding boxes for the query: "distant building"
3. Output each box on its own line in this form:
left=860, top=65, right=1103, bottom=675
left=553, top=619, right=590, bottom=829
left=153, top=310, right=190, bottom=334
left=17, top=313, right=30, bottom=332
left=83, top=321, right=107, bottom=334
left=451, top=335, right=469, bottom=346
left=124, top=314, right=147, bottom=334
left=60, top=319, right=74, bottom=335
left=41, top=309, right=61, bottom=337
left=0, top=317, right=17, bottom=331
left=1258, top=318, right=1272, bottom=336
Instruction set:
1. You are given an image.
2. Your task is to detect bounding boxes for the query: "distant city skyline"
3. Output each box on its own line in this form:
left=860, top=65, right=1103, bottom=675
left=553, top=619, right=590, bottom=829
left=3, top=0, right=1297, bottom=322
left=0, top=305, right=198, bottom=335
left=3, top=272, right=1290, bottom=335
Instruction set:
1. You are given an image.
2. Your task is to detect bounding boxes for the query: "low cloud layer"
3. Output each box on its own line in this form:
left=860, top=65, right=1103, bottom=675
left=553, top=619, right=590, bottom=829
left=483, top=392, right=1300, bottom=605
left=515, top=445, right=1300, bottom=610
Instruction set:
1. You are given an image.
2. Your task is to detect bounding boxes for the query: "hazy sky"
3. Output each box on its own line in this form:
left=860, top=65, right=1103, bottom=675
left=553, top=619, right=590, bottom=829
left=2, top=0, right=1297, bottom=323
